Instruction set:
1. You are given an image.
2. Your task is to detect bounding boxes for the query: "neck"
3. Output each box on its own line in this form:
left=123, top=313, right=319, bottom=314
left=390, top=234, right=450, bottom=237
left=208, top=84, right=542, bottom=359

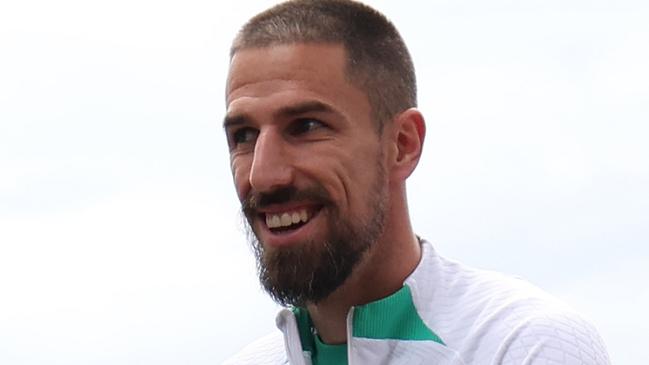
left=306, top=197, right=421, bottom=344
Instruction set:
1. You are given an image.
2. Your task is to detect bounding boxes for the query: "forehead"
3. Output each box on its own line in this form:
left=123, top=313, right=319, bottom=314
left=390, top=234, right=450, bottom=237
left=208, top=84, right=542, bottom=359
left=227, top=43, right=347, bottom=97
left=225, top=43, right=370, bottom=121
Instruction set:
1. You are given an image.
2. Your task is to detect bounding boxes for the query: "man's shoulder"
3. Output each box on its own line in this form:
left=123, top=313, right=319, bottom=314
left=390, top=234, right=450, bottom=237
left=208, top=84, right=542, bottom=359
left=411, top=241, right=610, bottom=364
left=221, top=332, right=287, bottom=365
left=495, top=306, right=611, bottom=364
left=414, top=240, right=583, bottom=318
left=412, top=241, right=569, bottom=317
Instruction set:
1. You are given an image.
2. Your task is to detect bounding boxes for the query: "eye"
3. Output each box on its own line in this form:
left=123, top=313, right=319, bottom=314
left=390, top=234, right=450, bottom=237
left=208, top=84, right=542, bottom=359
left=230, top=127, right=258, bottom=147
left=289, top=118, right=325, bottom=136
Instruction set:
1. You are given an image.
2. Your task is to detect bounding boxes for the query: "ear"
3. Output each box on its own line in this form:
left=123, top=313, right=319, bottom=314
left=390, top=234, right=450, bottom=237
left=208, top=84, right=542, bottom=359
left=388, top=108, right=426, bottom=181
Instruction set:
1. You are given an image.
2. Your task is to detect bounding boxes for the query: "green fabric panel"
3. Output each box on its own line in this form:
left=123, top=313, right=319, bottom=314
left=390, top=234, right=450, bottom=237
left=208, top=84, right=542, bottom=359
left=292, top=307, right=315, bottom=354
left=293, top=307, right=348, bottom=365
left=314, top=334, right=348, bottom=365
left=352, top=285, right=445, bottom=344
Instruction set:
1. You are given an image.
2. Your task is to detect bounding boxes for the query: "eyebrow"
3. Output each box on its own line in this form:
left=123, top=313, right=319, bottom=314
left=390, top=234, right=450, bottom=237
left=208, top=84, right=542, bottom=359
left=276, top=100, right=338, bottom=119
left=223, top=114, right=247, bottom=129
left=223, top=100, right=342, bottom=129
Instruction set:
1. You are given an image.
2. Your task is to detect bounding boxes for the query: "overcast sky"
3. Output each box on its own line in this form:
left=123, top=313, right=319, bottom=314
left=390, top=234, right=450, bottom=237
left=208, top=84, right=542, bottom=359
left=1, top=0, right=647, bottom=364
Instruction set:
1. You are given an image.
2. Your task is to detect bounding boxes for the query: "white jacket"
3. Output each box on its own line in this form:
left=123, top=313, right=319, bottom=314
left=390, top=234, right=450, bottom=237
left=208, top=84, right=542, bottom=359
left=224, top=241, right=610, bottom=364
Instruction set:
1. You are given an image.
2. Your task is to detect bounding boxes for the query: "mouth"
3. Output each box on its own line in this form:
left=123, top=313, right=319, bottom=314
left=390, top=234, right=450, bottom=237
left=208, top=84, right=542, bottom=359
left=257, top=205, right=323, bottom=243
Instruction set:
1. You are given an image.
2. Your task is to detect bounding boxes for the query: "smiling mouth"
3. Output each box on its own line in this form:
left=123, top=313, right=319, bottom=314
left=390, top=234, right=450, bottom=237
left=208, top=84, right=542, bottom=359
left=262, top=206, right=321, bottom=234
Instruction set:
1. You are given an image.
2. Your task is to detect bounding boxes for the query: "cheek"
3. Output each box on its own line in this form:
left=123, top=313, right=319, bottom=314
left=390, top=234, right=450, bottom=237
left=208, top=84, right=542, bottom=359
left=323, top=147, right=379, bottom=210
left=346, top=145, right=385, bottom=201
left=231, top=156, right=252, bottom=201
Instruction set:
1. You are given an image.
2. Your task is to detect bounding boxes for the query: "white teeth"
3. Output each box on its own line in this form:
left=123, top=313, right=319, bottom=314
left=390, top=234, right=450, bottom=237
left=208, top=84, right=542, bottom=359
left=265, top=214, right=279, bottom=229
left=265, top=208, right=310, bottom=229
left=280, top=213, right=292, bottom=226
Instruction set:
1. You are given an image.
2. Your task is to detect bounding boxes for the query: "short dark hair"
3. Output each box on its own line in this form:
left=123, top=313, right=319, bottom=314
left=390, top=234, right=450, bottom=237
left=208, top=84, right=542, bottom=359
left=231, top=0, right=417, bottom=131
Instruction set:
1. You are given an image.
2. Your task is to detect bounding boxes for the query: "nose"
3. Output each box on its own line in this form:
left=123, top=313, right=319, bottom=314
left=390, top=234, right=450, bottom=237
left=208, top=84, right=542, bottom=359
left=249, top=129, right=294, bottom=193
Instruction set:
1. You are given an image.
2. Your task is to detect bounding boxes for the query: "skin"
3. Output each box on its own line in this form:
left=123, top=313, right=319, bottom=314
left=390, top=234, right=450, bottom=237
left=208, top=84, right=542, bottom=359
left=225, top=43, right=426, bottom=344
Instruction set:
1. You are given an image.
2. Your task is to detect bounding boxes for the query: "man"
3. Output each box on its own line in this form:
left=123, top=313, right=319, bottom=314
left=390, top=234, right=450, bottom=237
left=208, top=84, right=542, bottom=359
left=222, top=1, right=610, bottom=364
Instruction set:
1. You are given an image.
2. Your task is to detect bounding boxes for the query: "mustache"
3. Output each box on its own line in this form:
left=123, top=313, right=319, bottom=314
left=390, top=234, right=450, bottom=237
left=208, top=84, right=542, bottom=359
left=242, top=186, right=332, bottom=216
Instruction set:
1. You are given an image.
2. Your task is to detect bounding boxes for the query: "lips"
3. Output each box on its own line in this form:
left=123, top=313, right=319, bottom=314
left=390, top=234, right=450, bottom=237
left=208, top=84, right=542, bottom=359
left=243, top=186, right=331, bottom=246
left=255, top=204, right=323, bottom=246
left=265, top=208, right=310, bottom=229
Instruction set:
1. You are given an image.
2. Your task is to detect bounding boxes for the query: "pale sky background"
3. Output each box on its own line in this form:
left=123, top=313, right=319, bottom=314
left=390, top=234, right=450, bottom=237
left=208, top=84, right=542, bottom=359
left=1, top=0, right=647, bottom=364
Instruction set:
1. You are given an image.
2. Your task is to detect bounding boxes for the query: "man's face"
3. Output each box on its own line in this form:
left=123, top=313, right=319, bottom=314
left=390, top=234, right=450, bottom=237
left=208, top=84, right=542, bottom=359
left=224, top=43, right=389, bottom=306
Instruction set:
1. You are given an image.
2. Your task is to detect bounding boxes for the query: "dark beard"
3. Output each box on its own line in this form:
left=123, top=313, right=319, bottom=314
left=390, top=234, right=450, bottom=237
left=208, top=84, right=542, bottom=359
left=242, top=169, right=387, bottom=307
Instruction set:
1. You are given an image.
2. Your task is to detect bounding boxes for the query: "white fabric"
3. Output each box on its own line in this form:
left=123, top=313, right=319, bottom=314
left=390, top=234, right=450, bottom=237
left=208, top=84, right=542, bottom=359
left=223, top=241, right=610, bottom=364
